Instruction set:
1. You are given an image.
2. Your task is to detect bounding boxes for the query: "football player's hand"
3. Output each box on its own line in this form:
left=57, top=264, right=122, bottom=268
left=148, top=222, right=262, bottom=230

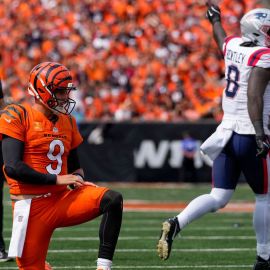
left=68, top=181, right=98, bottom=190
left=255, top=135, right=270, bottom=158
left=56, top=174, right=90, bottom=188
left=206, top=4, right=221, bottom=24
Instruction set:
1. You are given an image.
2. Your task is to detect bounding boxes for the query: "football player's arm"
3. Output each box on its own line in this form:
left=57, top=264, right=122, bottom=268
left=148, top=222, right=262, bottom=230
left=2, top=135, right=57, bottom=184
left=247, top=67, right=270, bottom=157
left=206, top=4, right=227, bottom=54
left=67, top=147, right=98, bottom=187
left=0, top=79, right=5, bottom=109
left=248, top=67, right=270, bottom=130
left=2, top=135, right=87, bottom=187
left=67, top=148, right=84, bottom=179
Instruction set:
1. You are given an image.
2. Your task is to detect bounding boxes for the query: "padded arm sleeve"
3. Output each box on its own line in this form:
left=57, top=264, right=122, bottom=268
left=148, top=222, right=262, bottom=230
left=67, top=147, right=81, bottom=173
left=0, top=80, right=3, bottom=99
left=2, top=136, right=56, bottom=185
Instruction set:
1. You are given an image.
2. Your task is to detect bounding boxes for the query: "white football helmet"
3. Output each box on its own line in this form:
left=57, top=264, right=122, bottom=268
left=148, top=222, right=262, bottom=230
left=240, top=8, right=270, bottom=47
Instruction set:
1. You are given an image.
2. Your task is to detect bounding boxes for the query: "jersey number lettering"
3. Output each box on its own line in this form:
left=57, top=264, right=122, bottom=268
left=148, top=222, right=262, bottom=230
left=46, top=139, right=64, bottom=175
left=225, top=65, right=239, bottom=98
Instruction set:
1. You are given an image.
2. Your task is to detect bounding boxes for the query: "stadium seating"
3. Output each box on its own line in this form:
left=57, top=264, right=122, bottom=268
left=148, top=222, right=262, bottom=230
left=0, top=0, right=258, bottom=121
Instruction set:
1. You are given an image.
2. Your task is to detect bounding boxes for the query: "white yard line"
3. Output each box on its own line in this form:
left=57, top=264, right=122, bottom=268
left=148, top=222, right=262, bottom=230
left=31, top=248, right=255, bottom=253
left=3, top=235, right=255, bottom=241
left=3, top=226, right=253, bottom=232
left=0, top=265, right=253, bottom=269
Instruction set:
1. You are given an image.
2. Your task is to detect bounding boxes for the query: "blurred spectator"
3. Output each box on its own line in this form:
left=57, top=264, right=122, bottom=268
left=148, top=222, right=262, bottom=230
left=181, top=132, right=197, bottom=182
left=0, top=0, right=261, bottom=121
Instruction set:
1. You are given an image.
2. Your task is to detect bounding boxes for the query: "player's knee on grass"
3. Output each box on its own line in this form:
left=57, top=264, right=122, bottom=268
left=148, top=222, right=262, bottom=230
left=100, top=190, right=123, bottom=214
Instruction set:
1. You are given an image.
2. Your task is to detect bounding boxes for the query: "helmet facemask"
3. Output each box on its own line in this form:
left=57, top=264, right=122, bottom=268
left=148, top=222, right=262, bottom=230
left=259, top=25, right=270, bottom=47
left=46, top=83, right=76, bottom=115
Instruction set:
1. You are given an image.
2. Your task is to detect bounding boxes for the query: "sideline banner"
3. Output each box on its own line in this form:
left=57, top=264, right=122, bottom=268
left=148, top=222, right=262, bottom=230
left=78, top=122, right=218, bottom=182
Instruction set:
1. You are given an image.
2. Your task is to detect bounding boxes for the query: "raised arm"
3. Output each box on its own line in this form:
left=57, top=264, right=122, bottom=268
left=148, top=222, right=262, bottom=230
left=0, top=80, right=5, bottom=109
left=206, top=4, right=227, bottom=54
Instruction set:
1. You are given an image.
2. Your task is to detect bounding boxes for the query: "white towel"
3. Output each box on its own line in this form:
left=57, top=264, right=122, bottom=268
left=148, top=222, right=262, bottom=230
left=8, top=199, right=32, bottom=258
left=200, top=121, right=234, bottom=161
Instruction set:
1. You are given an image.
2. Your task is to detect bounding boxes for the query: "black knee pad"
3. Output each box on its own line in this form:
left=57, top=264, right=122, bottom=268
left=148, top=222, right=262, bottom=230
left=100, top=190, right=123, bottom=213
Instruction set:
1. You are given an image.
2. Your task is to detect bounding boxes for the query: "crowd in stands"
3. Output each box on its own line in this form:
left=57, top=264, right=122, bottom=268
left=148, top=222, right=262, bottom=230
left=0, top=0, right=261, bottom=122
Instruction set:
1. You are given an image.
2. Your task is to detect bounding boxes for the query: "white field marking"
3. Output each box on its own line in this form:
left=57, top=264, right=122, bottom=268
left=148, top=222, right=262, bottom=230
left=4, top=236, right=255, bottom=241
left=3, top=226, right=253, bottom=232
left=123, top=208, right=253, bottom=213
left=4, top=213, right=251, bottom=220
left=0, top=265, right=253, bottom=269
left=4, top=201, right=254, bottom=213
left=45, top=248, right=255, bottom=253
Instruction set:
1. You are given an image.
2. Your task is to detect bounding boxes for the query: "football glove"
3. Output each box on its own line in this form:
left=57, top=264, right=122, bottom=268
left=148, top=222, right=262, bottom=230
left=255, top=135, right=270, bottom=158
left=206, top=5, right=221, bottom=24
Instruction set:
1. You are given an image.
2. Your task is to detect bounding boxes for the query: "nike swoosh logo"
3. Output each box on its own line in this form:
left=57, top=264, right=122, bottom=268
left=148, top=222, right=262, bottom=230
left=212, top=7, right=220, bottom=14
left=4, top=117, right=11, bottom=123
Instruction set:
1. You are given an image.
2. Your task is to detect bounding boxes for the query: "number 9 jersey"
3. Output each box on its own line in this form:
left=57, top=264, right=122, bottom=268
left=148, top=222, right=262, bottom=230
left=0, top=103, right=83, bottom=195
left=222, top=36, right=270, bottom=135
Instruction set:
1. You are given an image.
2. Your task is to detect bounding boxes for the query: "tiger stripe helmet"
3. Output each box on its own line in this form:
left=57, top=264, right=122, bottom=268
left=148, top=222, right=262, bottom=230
left=28, top=62, right=76, bottom=115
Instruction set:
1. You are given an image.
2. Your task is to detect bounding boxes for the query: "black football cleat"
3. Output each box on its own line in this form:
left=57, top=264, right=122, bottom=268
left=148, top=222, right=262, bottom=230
left=0, top=250, right=13, bottom=262
left=157, top=217, right=180, bottom=260
left=253, top=256, right=270, bottom=270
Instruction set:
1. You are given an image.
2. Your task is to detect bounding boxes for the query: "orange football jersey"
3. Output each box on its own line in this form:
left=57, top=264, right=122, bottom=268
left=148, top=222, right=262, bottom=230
left=0, top=103, right=83, bottom=195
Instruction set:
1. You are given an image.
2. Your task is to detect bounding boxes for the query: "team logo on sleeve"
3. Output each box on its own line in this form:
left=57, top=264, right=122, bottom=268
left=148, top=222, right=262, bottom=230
left=33, top=122, right=43, bottom=131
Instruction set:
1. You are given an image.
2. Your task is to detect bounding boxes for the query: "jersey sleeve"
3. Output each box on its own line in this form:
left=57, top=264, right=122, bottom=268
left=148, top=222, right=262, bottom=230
left=222, top=35, right=240, bottom=56
left=0, top=104, right=26, bottom=141
left=247, top=48, right=270, bottom=68
left=70, top=116, right=83, bottom=149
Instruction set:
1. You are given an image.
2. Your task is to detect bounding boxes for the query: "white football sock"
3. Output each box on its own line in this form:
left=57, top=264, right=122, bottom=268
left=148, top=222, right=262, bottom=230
left=176, top=188, right=234, bottom=229
left=97, top=258, right=112, bottom=268
left=254, top=194, right=270, bottom=260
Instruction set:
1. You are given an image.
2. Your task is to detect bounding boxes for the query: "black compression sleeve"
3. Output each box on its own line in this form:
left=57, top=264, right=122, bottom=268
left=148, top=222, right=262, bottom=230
left=67, top=148, right=81, bottom=173
left=0, top=80, right=3, bottom=99
left=2, top=136, right=56, bottom=185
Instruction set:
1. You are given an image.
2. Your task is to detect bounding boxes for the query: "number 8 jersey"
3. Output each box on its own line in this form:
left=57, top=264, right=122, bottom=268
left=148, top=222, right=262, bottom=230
left=222, top=36, right=270, bottom=134
left=0, top=103, right=83, bottom=195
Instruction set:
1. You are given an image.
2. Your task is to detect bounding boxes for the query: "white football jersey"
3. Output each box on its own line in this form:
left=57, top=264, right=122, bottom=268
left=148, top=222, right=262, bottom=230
left=222, top=36, right=270, bottom=134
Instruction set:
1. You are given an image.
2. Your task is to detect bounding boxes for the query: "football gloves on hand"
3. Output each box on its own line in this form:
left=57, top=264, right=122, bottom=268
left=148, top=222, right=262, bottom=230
left=206, top=4, right=221, bottom=24
left=255, top=135, right=270, bottom=158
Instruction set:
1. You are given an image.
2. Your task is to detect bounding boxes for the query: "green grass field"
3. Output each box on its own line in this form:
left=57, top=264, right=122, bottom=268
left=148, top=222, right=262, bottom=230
left=2, top=183, right=256, bottom=269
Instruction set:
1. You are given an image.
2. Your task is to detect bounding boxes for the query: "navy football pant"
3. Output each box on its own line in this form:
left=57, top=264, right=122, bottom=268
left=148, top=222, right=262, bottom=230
left=213, top=132, right=268, bottom=194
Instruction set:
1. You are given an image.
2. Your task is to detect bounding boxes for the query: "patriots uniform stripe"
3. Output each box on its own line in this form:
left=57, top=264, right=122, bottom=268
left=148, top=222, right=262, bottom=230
left=247, top=48, right=270, bottom=66
left=262, top=156, right=268, bottom=193
left=223, top=36, right=240, bottom=56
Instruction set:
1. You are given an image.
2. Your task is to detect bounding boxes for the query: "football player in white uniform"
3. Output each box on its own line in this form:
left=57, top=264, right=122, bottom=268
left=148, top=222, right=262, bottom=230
left=157, top=5, right=270, bottom=270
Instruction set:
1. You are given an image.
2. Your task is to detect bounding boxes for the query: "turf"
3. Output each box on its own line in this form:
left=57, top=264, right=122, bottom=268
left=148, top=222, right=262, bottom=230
left=2, top=183, right=256, bottom=269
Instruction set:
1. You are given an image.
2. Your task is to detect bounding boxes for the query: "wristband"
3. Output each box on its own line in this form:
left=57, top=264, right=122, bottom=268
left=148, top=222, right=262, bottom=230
left=68, top=173, right=84, bottom=190
left=212, top=18, right=221, bottom=25
left=72, top=172, right=84, bottom=180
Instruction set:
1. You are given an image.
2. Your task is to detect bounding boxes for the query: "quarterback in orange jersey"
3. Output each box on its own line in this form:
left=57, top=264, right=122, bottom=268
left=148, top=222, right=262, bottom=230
left=0, top=62, right=123, bottom=270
